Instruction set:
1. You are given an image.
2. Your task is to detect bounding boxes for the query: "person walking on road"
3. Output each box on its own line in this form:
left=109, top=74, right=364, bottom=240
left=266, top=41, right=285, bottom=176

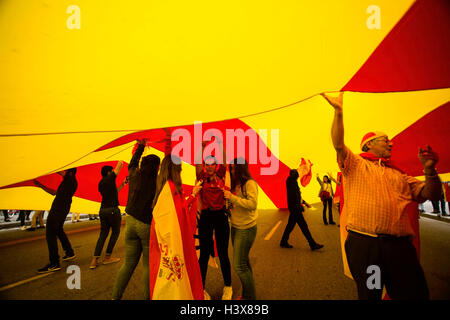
left=34, top=168, right=78, bottom=273
left=280, top=168, right=324, bottom=251
left=90, top=161, right=128, bottom=269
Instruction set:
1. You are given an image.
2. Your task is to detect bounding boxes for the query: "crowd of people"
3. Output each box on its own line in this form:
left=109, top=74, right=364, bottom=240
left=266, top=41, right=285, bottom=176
left=18, top=131, right=262, bottom=300
left=1, top=93, right=444, bottom=301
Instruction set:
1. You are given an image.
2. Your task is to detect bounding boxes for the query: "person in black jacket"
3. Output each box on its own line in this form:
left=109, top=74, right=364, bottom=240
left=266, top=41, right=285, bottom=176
left=90, top=161, right=128, bottom=269
left=34, top=168, right=78, bottom=273
left=112, top=139, right=161, bottom=300
left=280, top=169, right=324, bottom=250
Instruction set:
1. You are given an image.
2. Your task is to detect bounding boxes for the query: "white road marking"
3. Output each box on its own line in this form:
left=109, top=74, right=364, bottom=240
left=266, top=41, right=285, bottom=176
left=264, top=220, right=282, bottom=240
left=0, top=273, right=52, bottom=292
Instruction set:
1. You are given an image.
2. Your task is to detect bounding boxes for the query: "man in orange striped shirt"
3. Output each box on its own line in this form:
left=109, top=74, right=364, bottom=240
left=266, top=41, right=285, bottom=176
left=322, top=92, right=442, bottom=300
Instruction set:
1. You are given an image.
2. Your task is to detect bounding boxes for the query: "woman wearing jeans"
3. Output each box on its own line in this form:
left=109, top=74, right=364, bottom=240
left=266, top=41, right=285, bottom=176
left=112, top=139, right=161, bottom=300
left=223, top=158, right=258, bottom=300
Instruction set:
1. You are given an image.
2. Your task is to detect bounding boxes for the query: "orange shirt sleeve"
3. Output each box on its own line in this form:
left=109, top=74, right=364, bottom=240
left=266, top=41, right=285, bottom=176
left=339, top=146, right=359, bottom=175
left=403, top=174, right=426, bottom=203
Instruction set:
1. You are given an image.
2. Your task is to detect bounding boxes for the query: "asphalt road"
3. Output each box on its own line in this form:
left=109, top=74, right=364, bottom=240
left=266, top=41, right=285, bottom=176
left=0, top=204, right=449, bottom=300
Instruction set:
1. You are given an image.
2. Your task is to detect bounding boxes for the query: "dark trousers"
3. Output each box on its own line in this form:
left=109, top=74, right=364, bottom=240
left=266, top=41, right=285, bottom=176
left=198, top=209, right=232, bottom=287
left=280, top=209, right=316, bottom=248
left=18, top=210, right=31, bottom=226
left=431, top=200, right=440, bottom=213
left=46, top=212, right=74, bottom=265
left=322, top=198, right=334, bottom=224
left=431, top=195, right=447, bottom=214
left=2, top=210, right=8, bottom=221
left=18, top=210, right=25, bottom=226
left=94, top=207, right=122, bottom=256
left=439, top=194, right=447, bottom=215
left=345, top=230, right=429, bottom=300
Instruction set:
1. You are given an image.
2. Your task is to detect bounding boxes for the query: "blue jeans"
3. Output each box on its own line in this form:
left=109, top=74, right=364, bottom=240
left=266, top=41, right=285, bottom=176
left=112, top=215, right=150, bottom=300
left=231, top=225, right=257, bottom=300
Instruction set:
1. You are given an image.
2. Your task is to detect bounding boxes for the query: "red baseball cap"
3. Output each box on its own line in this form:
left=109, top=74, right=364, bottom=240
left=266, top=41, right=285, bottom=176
left=360, top=131, right=388, bottom=151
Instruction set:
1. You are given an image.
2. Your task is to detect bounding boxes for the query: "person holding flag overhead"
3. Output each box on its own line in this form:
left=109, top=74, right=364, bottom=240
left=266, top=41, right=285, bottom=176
left=34, top=168, right=78, bottom=273
left=322, top=92, right=442, bottom=300
left=89, top=161, right=127, bottom=269
left=149, top=155, right=203, bottom=299
left=316, top=174, right=336, bottom=225
left=111, top=139, right=161, bottom=300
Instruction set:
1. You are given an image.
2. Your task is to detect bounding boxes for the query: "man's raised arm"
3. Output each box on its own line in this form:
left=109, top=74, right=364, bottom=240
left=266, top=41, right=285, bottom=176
left=321, top=92, right=347, bottom=165
left=418, top=145, right=442, bottom=201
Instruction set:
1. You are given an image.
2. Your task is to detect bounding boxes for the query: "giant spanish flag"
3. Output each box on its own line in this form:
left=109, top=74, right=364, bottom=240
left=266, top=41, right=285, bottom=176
left=149, top=181, right=203, bottom=300
left=0, top=0, right=449, bottom=213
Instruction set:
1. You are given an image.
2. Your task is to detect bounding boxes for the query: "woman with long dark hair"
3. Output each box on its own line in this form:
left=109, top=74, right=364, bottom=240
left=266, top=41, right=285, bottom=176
left=223, top=158, right=258, bottom=300
left=150, top=154, right=203, bottom=300
left=112, top=139, right=161, bottom=300
left=316, top=174, right=335, bottom=225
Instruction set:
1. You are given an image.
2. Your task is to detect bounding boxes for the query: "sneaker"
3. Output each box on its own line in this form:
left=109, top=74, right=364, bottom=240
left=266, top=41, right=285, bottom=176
left=311, top=243, right=324, bottom=251
left=26, top=227, right=36, bottom=231
left=103, top=256, right=120, bottom=265
left=38, top=263, right=61, bottom=273
left=20, top=226, right=27, bottom=230
left=62, top=254, right=76, bottom=261
left=280, top=242, right=293, bottom=248
left=204, top=290, right=211, bottom=300
left=222, top=286, right=233, bottom=300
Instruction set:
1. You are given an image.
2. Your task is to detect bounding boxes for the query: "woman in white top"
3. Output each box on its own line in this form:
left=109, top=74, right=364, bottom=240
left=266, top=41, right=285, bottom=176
left=316, top=174, right=335, bottom=225
left=223, top=158, right=258, bottom=300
